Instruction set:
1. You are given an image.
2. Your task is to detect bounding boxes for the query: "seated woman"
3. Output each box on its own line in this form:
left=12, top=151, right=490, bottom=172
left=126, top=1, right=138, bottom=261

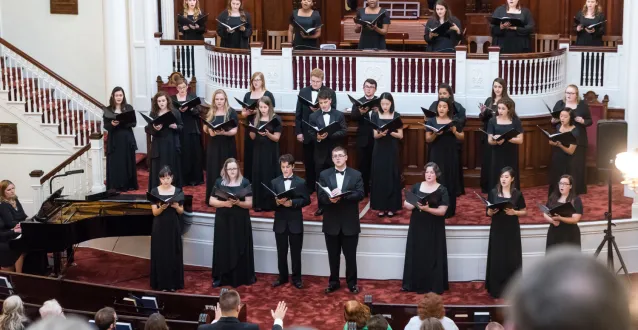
left=0, top=180, right=25, bottom=273
left=0, top=295, right=29, bottom=329
left=404, top=293, right=459, bottom=330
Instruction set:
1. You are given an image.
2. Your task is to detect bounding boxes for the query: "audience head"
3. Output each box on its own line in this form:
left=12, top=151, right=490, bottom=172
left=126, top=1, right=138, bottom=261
left=507, top=0, right=521, bottom=10
left=279, top=154, right=295, bottom=176
left=250, top=72, right=266, bottom=91
left=363, top=79, right=378, bottom=97
left=583, top=0, right=602, bottom=15
left=0, top=295, right=27, bottom=330
left=144, top=313, right=169, bottom=330
left=564, top=84, right=581, bottom=103
left=424, top=162, right=442, bottom=183
left=158, top=165, right=174, bottom=186
left=309, top=68, right=324, bottom=89
left=332, top=147, right=348, bottom=168
left=219, top=290, right=242, bottom=317
left=559, top=108, right=575, bottom=126
left=378, top=92, right=395, bottom=114
left=39, top=299, right=64, bottom=319
left=94, top=307, right=117, bottom=330
left=366, top=315, right=389, bottom=330
left=151, top=91, right=173, bottom=116
left=343, top=300, right=371, bottom=330
left=436, top=98, right=453, bottom=119
left=496, top=98, right=517, bottom=120
left=0, top=180, right=16, bottom=203
left=437, top=83, right=454, bottom=103
left=492, top=78, right=509, bottom=100
left=108, top=87, right=127, bottom=109
left=175, top=78, right=188, bottom=97
left=434, top=0, right=451, bottom=21
left=417, top=293, right=445, bottom=320
left=317, top=90, right=333, bottom=111
left=27, top=316, right=94, bottom=330
left=419, top=317, right=444, bottom=330
left=505, top=248, right=631, bottom=330
left=255, top=96, right=275, bottom=124
left=485, top=322, right=504, bottom=330
left=496, top=166, right=516, bottom=193
left=220, top=158, right=243, bottom=184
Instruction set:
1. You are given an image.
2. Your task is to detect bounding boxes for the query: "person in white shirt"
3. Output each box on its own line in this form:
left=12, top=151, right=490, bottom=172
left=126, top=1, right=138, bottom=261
left=404, top=293, right=458, bottom=330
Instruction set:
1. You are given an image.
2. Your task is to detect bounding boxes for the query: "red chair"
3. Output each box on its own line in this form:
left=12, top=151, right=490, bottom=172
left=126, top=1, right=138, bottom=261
left=583, top=91, right=609, bottom=183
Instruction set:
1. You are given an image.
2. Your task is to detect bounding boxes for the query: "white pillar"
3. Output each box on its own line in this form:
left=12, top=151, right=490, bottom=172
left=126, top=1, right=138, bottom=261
left=29, top=170, right=44, bottom=214
left=89, top=133, right=106, bottom=193
left=622, top=0, right=638, bottom=216
left=161, top=0, right=176, bottom=40
left=103, top=0, right=131, bottom=98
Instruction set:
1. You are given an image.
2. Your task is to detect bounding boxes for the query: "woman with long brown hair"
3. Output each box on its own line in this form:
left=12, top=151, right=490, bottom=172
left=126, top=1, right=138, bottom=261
left=249, top=97, right=281, bottom=212
left=0, top=181, right=25, bottom=273
left=146, top=91, right=183, bottom=190
left=241, top=72, right=275, bottom=182
left=479, top=78, right=510, bottom=193
left=424, top=0, right=462, bottom=52
left=490, top=0, right=535, bottom=53
left=487, top=98, right=523, bottom=190
left=216, top=0, right=252, bottom=49
left=103, top=87, right=138, bottom=192
left=574, top=0, right=606, bottom=46
left=179, top=0, right=207, bottom=40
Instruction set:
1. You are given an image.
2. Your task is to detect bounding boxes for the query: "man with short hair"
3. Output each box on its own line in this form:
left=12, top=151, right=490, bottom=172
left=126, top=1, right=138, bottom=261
left=485, top=322, right=504, bottom=330
left=199, top=290, right=287, bottom=330
left=39, top=299, right=64, bottom=319
left=505, top=248, right=631, bottom=330
left=366, top=315, right=389, bottom=330
left=94, top=307, right=117, bottom=330
left=349, top=78, right=379, bottom=197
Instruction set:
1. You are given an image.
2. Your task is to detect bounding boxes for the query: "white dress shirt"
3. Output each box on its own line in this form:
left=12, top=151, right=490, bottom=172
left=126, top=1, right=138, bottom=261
left=311, top=91, right=318, bottom=103
left=283, top=175, right=293, bottom=191
left=322, top=112, right=331, bottom=126
left=335, top=167, right=346, bottom=191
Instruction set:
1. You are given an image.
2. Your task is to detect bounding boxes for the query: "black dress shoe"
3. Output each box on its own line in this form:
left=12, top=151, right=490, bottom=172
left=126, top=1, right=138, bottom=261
left=314, top=208, right=324, bottom=216
left=271, top=279, right=287, bottom=287
left=293, top=281, right=303, bottom=289
left=324, top=284, right=340, bottom=294
left=349, top=285, right=359, bottom=294
left=212, top=280, right=221, bottom=288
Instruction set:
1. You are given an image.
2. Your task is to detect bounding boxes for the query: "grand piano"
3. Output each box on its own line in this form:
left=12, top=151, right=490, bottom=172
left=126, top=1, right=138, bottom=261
left=9, top=189, right=193, bottom=275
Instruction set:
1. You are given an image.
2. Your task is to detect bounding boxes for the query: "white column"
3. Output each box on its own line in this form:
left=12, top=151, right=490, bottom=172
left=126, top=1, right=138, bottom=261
left=103, top=0, right=131, bottom=97
left=622, top=0, right=638, bottom=216
left=29, top=171, right=44, bottom=214
left=89, top=134, right=106, bottom=193
left=160, top=0, right=176, bottom=40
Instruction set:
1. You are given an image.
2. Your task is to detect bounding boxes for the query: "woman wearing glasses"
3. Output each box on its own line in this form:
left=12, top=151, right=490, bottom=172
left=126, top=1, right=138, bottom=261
left=544, top=175, right=583, bottom=251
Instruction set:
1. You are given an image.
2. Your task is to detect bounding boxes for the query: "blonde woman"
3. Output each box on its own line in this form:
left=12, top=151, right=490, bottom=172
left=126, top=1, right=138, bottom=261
left=0, top=295, right=29, bottom=330
left=209, top=158, right=255, bottom=287
left=0, top=180, right=25, bottom=273
left=179, top=0, right=207, bottom=40
left=242, top=72, right=275, bottom=182
left=204, top=89, right=238, bottom=203
left=216, top=0, right=252, bottom=49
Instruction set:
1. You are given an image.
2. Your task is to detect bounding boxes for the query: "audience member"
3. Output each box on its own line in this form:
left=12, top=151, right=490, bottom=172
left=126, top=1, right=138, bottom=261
left=94, top=307, right=117, bottom=330
left=505, top=248, right=631, bottom=330
left=404, top=293, right=458, bottom=330
left=144, top=313, right=169, bottom=330
left=419, top=318, right=444, bottom=330
left=343, top=300, right=370, bottom=330
left=366, top=314, right=391, bottom=330
left=38, top=299, right=64, bottom=319
left=199, top=290, right=287, bottom=330
left=485, top=322, right=504, bottom=330
left=26, top=316, right=93, bottom=330
left=0, top=295, right=29, bottom=330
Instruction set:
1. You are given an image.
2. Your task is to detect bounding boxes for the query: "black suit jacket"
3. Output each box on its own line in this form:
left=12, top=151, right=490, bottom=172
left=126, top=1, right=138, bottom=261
left=271, top=175, right=311, bottom=234
left=318, top=167, right=364, bottom=236
left=197, top=317, right=259, bottom=330
left=294, top=85, right=337, bottom=144
left=350, top=95, right=377, bottom=148
left=308, top=109, right=347, bottom=164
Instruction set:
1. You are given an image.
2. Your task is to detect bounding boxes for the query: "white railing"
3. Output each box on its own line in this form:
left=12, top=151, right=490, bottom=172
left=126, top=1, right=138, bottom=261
left=156, top=38, right=209, bottom=96
left=566, top=45, right=622, bottom=106
left=292, top=52, right=357, bottom=92
left=499, top=48, right=567, bottom=96
left=207, top=45, right=251, bottom=91
left=391, top=55, right=455, bottom=94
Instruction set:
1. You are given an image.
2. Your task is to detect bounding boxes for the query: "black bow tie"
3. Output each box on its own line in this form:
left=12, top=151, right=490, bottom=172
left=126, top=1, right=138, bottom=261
left=311, top=88, right=320, bottom=92
left=322, top=110, right=331, bottom=114
left=335, top=169, right=345, bottom=175
left=283, top=177, right=292, bottom=181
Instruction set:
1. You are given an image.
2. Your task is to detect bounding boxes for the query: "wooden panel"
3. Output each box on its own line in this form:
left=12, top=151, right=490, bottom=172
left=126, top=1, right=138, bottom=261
left=607, top=108, right=625, bottom=120
left=0, top=123, right=18, bottom=144
left=50, top=0, right=78, bottom=15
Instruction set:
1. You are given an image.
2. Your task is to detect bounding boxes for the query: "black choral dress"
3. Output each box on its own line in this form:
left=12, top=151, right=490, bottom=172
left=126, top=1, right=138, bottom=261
left=487, top=117, right=523, bottom=190
left=251, top=115, right=282, bottom=211
left=426, top=117, right=461, bottom=217
left=146, top=110, right=183, bottom=191
left=0, top=200, right=25, bottom=267
left=150, top=187, right=185, bottom=291
left=553, top=100, right=591, bottom=194
left=356, top=8, right=391, bottom=50
left=490, top=5, right=535, bottom=53
left=205, top=109, right=239, bottom=203
left=216, top=11, right=252, bottom=49
left=479, top=98, right=497, bottom=193
left=402, top=184, right=449, bottom=294
left=424, top=16, right=462, bottom=52
left=242, top=91, right=276, bottom=182
left=178, top=13, right=207, bottom=40
left=172, top=95, right=204, bottom=186
left=485, top=189, right=525, bottom=298
left=290, top=10, right=322, bottom=49
left=212, top=178, right=256, bottom=287
left=547, top=125, right=579, bottom=196
left=574, top=11, right=606, bottom=46
left=546, top=196, right=583, bottom=250
left=370, top=112, right=403, bottom=212
left=104, top=105, right=138, bottom=191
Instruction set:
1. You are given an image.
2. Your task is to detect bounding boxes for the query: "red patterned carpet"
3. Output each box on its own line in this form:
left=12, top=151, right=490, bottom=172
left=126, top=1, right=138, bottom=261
left=132, top=167, right=632, bottom=225
left=66, top=248, right=500, bottom=329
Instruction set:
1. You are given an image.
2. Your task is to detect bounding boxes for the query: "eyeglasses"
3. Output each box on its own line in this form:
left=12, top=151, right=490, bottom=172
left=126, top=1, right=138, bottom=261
left=227, top=168, right=239, bottom=171
left=332, top=154, right=346, bottom=159
left=310, top=79, right=323, bottom=84
left=559, top=182, right=571, bottom=186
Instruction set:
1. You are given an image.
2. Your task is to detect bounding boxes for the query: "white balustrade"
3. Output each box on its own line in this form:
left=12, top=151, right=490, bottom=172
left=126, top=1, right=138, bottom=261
left=389, top=55, right=455, bottom=94
left=500, top=49, right=567, bottom=96
left=292, top=52, right=357, bottom=92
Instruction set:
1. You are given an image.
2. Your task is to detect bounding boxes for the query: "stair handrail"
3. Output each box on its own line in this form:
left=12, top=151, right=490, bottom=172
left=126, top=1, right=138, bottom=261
left=39, top=143, right=91, bottom=185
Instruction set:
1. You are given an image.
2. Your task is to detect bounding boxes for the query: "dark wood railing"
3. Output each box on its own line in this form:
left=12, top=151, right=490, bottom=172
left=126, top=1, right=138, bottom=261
left=38, top=133, right=101, bottom=185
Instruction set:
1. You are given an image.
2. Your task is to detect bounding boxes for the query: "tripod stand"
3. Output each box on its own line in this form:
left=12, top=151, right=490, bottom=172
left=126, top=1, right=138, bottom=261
left=593, top=163, right=629, bottom=277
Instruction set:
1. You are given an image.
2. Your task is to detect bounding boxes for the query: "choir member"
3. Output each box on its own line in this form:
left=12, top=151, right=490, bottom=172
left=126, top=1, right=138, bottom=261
left=547, top=109, right=579, bottom=197
left=242, top=72, right=275, bottom=182
left=288, top=0, right=322, bottom=50
left=216, top=0, right=252, bottom=49
left=308, top=90, right=347, bottom=216
left=479, top=78, right=510, bottom=193
left=104, top=87, right=138, bottom=192
left=424, top=0, right=462, bottom=52
left=370, top=93, right=403, bottom=217
left=487, top=98, right=523, bottom=190
left=179, top=0, right=206, bottom=41
left=204, top=89, right=238, bottom=204
left=354, top=0, right=390, bottom=50
left=149, top=166, right=185, bottom=292
left=552, top=85, right=591, bottom=194
left=250, top=97, right=282, bottom=212
left=146, top=91, right=183, bottom=191
left=318, top=147, right=364, bottom=294
left=545, top=175, right=583, bottom=251
left=401, top=163, right=449, bottom=294
left=270, top=154, right=311, bottom=289
left=575, top=0, right=606, bottom=46
left=295, top=68, right=337, bottom=195
left=350, top=79, right=379, bottom=196
left=490, top=0, right=535, bottom=53
left=425, top=98, right=463, bottom=217
left=0, top=180, right=24, bottom=273
left=486, top=166, right=527, bottom=298
left=209, top=158, right=255, bottom=287
left=171, top=79, right=204, bottom=186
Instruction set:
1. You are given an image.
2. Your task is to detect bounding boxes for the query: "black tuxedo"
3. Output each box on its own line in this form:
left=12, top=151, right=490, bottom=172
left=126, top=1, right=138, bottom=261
left=197, top=317, right=259, bottom=330
left=271, top=175, right=311, bottom=283
left=294, top=85, right=337, bottom=191
left=308, top=109, right=348, bottom=180
left=350, top=95, right=377, bottom=195
left=318, top=167, right=364, bottom=287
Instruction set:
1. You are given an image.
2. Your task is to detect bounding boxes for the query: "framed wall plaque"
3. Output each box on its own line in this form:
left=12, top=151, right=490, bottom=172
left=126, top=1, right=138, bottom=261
left=50, top=0, right=78, bottom=15
left=0, top=123, right=18, bottom=144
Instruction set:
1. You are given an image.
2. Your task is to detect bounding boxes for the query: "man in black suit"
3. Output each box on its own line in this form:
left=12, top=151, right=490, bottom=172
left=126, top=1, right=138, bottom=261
left=318, top=146, right=364, bottom=294
left=199, top=290, right=287, bottom=330
left=294, top=68, right=337, bottom=194
left=349, top=78, right=379, bottom=197
left=270, top=154, right=311, bottom=289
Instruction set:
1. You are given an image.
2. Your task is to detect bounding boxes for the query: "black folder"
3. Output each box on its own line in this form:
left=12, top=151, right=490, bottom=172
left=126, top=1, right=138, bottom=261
left=494, top=128, right=520, bottom=142
left=405, top=189, right=443, bottom=207
left=140, top=111, right=177, bottom=127
left=261, top=183, right=298, bottom=200
left=176, top=97, right=201, bottom=111
left=146, top=192, right=181, bottom=205
left=215, top=18, right=246, bottom=32
left=537, top=202, right=577, bottom=217
left=297, top=95, right=319, bottom=108
left=354, top=11, right=386, bottom=27
left=178, top=14, right=209, bottom=26
left=574, top=17, right=607, bottom=29
left=538, top=126, right=577, bottom=145
left=234, top=97, right=258, bottom=110
left=487, top=16, right=525, bottom=27
left=421, top=107, right=438, bottom=118
left=423, top=120, right=457, bottom=133
left=303, top=120, right=342, bottom=136
left=203, top=118, right=238, bottom=132
left=213, top=185, right=252, bottom=201
left=364, top=117, right=403, bottom=132
left=474, top=192, right=514, bottom=211
left=543, top=101, right=563, bottom=119
left=244, top=117, right=281, bottom=133
left=347, top=95, right=380, bottom=109
left=104, top=110, right=137, bottom=125
left=317, top=182, right=353, bottom=199
left=426, top=21, right=453, bottom=34
left=293, top=20, right=323, bottom=35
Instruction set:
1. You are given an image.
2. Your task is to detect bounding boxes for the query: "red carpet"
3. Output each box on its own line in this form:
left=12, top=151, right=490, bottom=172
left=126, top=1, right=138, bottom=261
left=132, top=168, right=633, bottom=225
left=65, top=248, right=500, bottom=329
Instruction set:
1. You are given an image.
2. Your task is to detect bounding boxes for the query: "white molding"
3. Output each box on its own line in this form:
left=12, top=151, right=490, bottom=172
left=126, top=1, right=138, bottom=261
left=0, top=147, right=70, bottom=155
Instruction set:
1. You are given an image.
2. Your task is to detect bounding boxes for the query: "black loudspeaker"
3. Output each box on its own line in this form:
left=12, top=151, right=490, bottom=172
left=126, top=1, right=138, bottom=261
left=596, top=120, right=628, bottom=170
